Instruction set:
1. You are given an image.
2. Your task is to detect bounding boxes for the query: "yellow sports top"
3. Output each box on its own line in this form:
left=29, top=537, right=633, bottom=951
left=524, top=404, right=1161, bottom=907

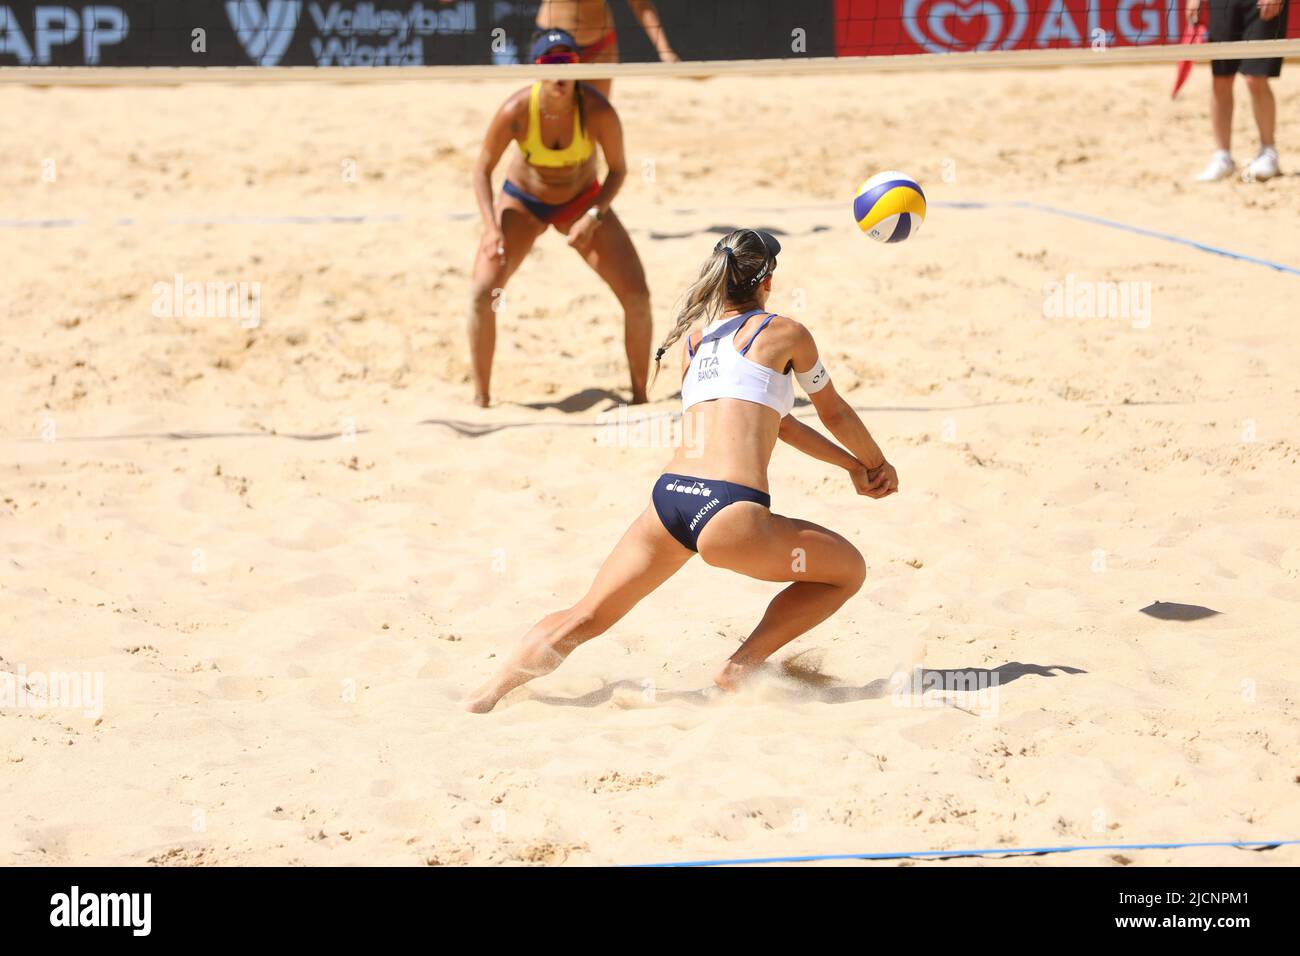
left=519, top=81, right=594, bottom=168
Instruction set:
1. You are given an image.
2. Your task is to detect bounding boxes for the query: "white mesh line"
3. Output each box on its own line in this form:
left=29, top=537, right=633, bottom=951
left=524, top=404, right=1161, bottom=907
left=1, top=39, right=1298, bottom=85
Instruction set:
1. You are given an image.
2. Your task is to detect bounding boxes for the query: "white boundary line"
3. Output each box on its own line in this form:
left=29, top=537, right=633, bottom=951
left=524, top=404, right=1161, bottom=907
left=1, top=39, right=1298, bottom=85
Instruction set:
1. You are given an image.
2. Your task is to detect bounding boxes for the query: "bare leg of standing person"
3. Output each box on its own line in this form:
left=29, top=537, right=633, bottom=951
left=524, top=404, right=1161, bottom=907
left=1196, top=73, right=1238, bottom=181
left=468, top=203, right=546, bottom=406
left=1244, top=75, right=1276, bottom=147
left=1211, top=74, right=1234, bottom=152
left=570, top=210, right=651, bottom=404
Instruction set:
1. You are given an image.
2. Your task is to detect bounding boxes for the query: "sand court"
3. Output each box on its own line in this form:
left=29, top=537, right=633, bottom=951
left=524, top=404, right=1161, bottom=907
left=2, top=66, right=1299, bottom=865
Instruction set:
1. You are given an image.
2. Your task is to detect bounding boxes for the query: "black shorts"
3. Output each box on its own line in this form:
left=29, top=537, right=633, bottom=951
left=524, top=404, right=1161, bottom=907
left=651, top=473, right=770, bottom=552
left=1208, top=0, right=1289, bottom=76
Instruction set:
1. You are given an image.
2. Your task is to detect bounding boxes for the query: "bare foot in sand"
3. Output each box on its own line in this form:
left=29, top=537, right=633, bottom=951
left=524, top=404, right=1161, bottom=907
left=463, top=641, right=568, bottom=714
left=463, top=693, right=497, bottom=713
left=462, top=673, right=509, bottom=712
left=712, top=660, right=752, bottom=692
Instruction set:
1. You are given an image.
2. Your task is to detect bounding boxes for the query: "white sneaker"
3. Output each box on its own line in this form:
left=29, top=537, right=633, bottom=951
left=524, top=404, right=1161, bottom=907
left=1243, top=147, right=1280, bottom=182
left=1195, top=151, right=1235, bottom=182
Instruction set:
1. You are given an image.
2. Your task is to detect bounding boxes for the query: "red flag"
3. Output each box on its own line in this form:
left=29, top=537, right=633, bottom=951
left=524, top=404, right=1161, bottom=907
left=1172, top=22, right=1209, bottom=99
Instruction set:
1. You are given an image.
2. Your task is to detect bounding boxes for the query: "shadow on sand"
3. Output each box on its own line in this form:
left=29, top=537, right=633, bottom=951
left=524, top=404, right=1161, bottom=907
left=642, top=223, right=832, bottom=243
left=1139, top=601, right=1221, bottom=621
left=521, top=388, right=628, bottom=414
left=525, top=659, right=1087, bottom=709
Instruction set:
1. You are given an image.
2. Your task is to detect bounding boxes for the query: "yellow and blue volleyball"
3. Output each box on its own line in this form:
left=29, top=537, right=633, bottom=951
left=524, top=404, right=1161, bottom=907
left=854, top=170, right=926, bottom=243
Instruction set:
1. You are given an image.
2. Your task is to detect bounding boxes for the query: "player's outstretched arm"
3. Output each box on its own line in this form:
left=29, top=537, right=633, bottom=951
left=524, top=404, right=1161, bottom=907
left=790, top=322, right=899, bottom=498
left=777, top=415, right=860, bottom=470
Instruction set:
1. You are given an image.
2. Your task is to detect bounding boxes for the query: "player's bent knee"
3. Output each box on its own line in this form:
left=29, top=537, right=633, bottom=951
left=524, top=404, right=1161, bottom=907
left=842, top=548, right=867, bottom=593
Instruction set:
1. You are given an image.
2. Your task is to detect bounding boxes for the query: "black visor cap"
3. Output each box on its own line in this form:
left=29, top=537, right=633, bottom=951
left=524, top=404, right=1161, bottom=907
left=753, top=229, right=781, bottom=261
left=747, top=229, right=780, bottom=286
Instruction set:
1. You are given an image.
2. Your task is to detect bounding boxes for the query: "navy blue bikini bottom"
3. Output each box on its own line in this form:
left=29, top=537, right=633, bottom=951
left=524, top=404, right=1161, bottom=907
left=502, top=179, right=600, bottom=226
left=651, top=472, right=771, bottom=552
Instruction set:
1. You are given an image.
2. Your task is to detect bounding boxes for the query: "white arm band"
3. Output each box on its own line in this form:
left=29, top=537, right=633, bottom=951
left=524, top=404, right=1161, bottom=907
left=795, top=359, right=830, bottom=394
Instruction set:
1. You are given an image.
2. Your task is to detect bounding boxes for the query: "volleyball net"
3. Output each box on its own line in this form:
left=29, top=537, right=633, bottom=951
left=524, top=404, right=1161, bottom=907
left=0, top=0, right=1298, bottom=76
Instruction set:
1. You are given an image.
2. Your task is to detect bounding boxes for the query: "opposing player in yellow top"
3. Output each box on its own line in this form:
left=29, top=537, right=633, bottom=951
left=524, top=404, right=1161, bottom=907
left=468, top=29, right=651, bottom=407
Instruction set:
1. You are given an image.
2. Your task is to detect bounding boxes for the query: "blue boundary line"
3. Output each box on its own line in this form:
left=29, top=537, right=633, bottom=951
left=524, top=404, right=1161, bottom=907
left=1003, top=200, right=1300, bottom=276
left=638, top=838, right=1300, bottom=867
left=6, top=200, right=1298, bottom=276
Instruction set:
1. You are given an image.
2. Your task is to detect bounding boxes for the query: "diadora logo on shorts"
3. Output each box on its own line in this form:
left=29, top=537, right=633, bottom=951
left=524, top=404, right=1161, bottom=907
left=901, top=0, right=1028, bottom=53
left=227, top=0, right=301, bottom=66
left=664, top=479, right=712, bottom=497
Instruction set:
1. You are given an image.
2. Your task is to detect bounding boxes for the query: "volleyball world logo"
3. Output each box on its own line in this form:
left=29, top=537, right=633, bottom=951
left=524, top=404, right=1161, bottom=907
left=901, top=0, right=1030, bottom=53
left=227, top=0, right=301, bottom=67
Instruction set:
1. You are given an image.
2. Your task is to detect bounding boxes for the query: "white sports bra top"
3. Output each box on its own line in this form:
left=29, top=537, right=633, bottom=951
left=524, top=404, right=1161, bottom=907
left=680, top=309, right=794, bottom=418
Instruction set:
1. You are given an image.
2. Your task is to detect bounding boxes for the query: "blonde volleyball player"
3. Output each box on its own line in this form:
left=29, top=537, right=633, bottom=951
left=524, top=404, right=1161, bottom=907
left=469, top=29, right=651, bottom=407
left=465, top=229, right=899, bottom=713
left=536, top=0, right=680, bottom=98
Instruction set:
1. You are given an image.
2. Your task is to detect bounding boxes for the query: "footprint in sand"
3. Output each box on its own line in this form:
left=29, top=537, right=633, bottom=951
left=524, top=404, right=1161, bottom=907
left=586, top=771, right=663, bottom=793
left=211, top=675, right=266, bottom=701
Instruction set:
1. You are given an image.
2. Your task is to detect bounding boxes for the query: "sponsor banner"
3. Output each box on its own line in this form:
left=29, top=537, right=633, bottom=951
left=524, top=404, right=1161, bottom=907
left=224, top=0, right=482, bottom=65
left=1, top=3, right=134, bottom=64
left=835, top=0, right=1300, bottom=55
left=0, top=0, right=835, bottom=67
left=3, top=0, right=1288, bottom=66
left=0, top=1, right=492, bottom=66
left=601, top=0, right=837, bottom=62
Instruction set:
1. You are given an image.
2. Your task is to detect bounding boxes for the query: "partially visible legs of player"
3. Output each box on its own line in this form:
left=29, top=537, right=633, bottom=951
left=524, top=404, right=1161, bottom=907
left=468, top=201, right=547, bottom=406
left=695, top=505, right=867, bottom=690
left=464, top=508, right=692, bottom=712
left=580, top=32, right=619, bottom=99
left=567, top=210, right=652, bottom=404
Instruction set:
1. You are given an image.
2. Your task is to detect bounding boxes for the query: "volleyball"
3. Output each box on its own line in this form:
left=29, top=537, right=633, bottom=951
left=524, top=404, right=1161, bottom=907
left=854, top=170, right=926, bottom=243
